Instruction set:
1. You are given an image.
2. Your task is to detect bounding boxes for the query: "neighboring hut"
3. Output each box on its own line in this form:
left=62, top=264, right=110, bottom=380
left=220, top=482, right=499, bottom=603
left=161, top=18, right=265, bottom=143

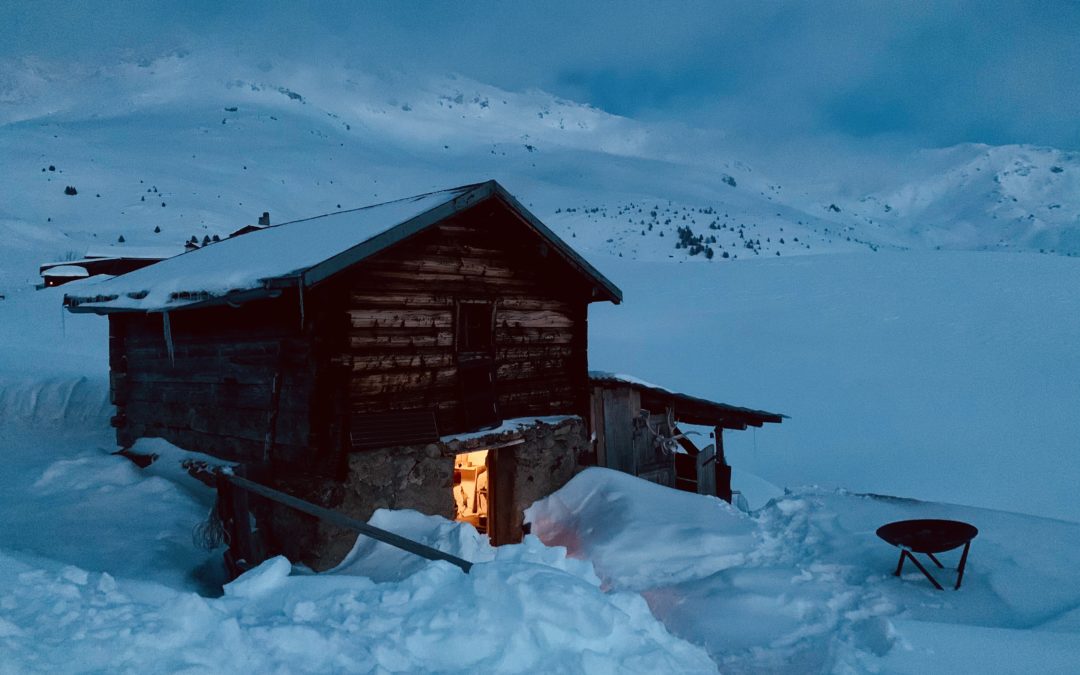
left=588, top=372, right=784, bottom=502
left=65, top=181, right=622, bottom=569
left=41, top=264, right=90, bottom=288
left=40, top=246, right=181, bottom=288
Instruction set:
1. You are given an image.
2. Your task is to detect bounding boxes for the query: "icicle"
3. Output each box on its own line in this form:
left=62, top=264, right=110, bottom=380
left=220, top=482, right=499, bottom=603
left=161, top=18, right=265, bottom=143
left=60, top=304, right=66, bottom=339
left=163, top=311, right=175, bottom=366
left=298, top=274, right=306, bottom=330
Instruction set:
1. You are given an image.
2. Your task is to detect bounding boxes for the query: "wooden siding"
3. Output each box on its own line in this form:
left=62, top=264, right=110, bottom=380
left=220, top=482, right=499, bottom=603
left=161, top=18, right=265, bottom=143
left=110, top=297, right=315, bottom=465
left=327, top=202, right=592, bottom=437
left=112, top=197, right=597, bottom=475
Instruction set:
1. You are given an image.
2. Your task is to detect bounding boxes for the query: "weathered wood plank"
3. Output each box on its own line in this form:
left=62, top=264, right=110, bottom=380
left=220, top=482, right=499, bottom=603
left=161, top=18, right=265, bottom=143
left=124, top=401, right=310, bottom=447
left=347, top=351, right=455, bottom=372
left=601, top=387, right=638, bottom=474
left=350, top=292, right=454, bottom=309
left=494, top=327, right=574, bottom=345
left=348, top=309, right=453, bottom=329
left=350, top=368, right=458, bottom=396
left=496, top=309, right=574, bottom=328
left=348, top=331, right=455, bottom=349
left=494, top=359, right=571, bottom=381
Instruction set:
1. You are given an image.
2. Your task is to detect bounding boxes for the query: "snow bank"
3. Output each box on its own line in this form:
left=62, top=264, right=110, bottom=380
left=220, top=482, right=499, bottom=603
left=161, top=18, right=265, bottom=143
left=0, top=375, right=110, bottom=427
left=0, top=429, right=216, bottom=593
left=0, top=284, right=110, bottom=427
left=0, top=520, right=718, bottom=674
left=525, top=468, right=757, bottom=591
left=525, top=468, right=1080, bottom=672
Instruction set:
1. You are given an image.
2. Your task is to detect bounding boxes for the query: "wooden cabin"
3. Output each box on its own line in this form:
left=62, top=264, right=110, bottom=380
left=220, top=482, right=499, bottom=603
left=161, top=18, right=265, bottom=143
left=64, top=181, right=621, bottom=568
left=588, top=372, right=784, bottom=502
left=64, top=180, right=784, bottom=571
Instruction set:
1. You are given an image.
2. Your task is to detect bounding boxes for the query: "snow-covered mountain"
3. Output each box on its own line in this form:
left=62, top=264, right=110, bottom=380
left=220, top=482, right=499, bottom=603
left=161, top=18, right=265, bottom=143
left=3, top=48, right=1080, bottom=673
left=836, top=144, right=1080, bottom=254
left=2, top=52, right=1079, bottom=294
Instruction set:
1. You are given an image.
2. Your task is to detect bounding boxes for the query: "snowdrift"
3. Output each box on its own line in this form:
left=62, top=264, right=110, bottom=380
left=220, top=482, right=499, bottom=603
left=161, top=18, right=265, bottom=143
left=528, top=468, right=1080, bottom=673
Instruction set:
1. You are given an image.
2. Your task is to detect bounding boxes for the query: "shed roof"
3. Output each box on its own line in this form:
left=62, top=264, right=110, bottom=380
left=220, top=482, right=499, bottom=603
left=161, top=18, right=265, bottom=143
left=589, top=371, right=786, bottom=430
left=42, top=265, right=89, bottom=278
left=65, top=180, right=622, bottom=314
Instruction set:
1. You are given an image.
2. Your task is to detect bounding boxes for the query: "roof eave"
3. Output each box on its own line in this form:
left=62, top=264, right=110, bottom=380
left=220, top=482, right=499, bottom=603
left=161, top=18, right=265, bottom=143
left=489, top=182, right=623, bottom=305
left=65, top=285, right=284, bottom=315
left=589, top=374, right=786, bottom=427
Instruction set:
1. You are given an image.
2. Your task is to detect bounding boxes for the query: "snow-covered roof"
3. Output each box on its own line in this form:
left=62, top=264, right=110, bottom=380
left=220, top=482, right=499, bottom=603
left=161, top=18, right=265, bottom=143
left=41, top=265, right=89, bottom=278
left=589, top=370, right=785, bottom=429
left=65, top=180, right=621, bottom=313
left=84, top=245, right=186, bottom=260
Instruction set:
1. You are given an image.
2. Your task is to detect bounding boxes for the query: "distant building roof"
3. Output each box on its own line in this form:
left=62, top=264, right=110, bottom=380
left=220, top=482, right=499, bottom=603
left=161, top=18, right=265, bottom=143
left=228, top=224, right=268, bottom=238
left=41, top=265, right=89, bottom=278
left=589, top=371, right=786, bottom=430
left=65, top=180, right=622, bottom=314
left=84, top=245, right=186, bottom=260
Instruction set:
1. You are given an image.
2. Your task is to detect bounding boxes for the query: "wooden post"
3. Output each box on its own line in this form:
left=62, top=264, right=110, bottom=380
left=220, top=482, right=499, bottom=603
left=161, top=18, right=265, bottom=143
left=229, top=465, right=259, bottom=572
left=488, top=446, right=518, bottom=545
left=714, top=426, right=732, bottom=503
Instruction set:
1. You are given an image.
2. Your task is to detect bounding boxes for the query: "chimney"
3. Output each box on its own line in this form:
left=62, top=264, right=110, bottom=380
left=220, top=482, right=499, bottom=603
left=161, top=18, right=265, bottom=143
left=258, top=211, right=270, bottom=226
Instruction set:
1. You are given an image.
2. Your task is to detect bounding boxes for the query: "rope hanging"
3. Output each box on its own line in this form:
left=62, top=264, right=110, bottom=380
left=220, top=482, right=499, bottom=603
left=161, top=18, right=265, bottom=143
left=192, top=495, right=228, bottom=551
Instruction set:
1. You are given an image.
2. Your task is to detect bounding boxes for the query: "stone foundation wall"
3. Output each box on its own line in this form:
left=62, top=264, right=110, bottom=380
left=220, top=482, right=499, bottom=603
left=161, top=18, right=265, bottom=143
left=265, top=416, right=588, bottom=571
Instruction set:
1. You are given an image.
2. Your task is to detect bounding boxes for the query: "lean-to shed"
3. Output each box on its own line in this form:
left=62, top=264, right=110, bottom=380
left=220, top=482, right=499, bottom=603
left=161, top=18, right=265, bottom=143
left=588, top=372, right=785, bottom=502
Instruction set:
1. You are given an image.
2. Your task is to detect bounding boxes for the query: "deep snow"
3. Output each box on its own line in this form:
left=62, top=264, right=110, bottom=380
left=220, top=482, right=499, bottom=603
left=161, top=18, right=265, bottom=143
left=589, top=250, right=1080, bottom=523
left=2, top=47, right=1080, bottom=673
left=527, top=469, right=1080, bottom=673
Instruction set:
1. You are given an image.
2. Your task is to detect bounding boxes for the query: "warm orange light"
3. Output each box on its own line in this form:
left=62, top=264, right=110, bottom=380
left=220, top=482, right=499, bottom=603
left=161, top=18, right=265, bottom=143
left=453, top=450, right=489, bottom=533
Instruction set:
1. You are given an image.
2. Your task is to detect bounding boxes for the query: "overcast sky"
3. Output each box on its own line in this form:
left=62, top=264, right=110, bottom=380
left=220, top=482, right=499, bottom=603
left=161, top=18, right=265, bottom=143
left=5, top=0, right=1079, bottom=152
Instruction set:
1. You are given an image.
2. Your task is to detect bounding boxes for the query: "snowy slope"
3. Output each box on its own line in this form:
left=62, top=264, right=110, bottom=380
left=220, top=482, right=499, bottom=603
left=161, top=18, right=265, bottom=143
left=3, top=52, right=1080, bottom=296
left=3, top=47, right=1080, bottom=673
left=836, top=144, right=1080, bottom=254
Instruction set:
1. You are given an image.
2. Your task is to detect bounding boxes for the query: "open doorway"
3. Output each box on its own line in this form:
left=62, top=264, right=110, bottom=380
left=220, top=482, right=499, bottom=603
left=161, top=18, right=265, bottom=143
left=453, top=450, right=490, bottom=535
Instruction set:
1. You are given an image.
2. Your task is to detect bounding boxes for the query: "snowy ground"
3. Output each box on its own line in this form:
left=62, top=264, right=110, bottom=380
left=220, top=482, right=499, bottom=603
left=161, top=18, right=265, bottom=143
left=527, top=470, right=1080, bottom=673
left=3, top=412, right=1078, bottom=672
left=2, top=48, right=1080, bottom=672
left=3, top=246, right=1080, bottom=671
left=590, top=250, right=1080, bottom=523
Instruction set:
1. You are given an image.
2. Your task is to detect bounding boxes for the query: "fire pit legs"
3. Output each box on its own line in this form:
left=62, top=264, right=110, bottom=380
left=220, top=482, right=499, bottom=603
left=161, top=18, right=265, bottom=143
left=895, top=549, right=945, bottom=591
left=955, top=540, right=971, bottom=590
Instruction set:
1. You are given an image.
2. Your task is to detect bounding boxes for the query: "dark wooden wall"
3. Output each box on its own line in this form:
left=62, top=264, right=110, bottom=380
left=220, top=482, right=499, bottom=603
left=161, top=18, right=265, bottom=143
left=110, top=295, right=315, bottom=465
left=111, top=197, right=597, bottom=476
left=323, top=199, right=592, bottom=439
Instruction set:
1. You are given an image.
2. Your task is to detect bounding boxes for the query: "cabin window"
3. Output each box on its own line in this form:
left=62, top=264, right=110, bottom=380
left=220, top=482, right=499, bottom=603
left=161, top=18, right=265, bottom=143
left=457, top=301, right=494, bottom=353
left=453, top=450, right=490, bottom=534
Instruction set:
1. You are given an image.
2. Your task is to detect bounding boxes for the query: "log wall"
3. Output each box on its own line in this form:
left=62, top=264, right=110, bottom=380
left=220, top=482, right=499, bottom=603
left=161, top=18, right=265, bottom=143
left=110, top=197, right=600, bottom=474
left=110, top=296, right=315, bottom=465
left=328, top=202, right=592, bottom=437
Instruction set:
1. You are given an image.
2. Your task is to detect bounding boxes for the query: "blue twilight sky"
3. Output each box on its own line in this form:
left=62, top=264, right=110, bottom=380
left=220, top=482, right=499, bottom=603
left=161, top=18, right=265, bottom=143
left=4, top=0, right=1079, bottom=151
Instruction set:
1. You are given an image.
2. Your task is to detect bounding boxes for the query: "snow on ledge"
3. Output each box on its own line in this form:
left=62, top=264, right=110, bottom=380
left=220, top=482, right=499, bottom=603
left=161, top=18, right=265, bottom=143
left=440, top=415, right=580, bottom=443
